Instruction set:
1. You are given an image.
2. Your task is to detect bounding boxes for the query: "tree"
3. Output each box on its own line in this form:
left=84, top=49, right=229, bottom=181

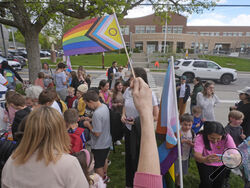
left=0, top=0, right=216, bottom=83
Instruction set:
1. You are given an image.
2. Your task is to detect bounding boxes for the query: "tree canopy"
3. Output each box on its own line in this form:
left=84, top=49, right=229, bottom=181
left=0, top=0, right=217, bottom=82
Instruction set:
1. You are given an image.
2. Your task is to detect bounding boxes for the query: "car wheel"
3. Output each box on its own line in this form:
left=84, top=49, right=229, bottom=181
left=221, top=74, right=232, bottom=85
left=183, top=73, right=194, bottom=83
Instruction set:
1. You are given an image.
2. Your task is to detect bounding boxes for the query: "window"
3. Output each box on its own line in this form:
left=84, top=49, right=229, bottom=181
left=207, top=62, right=219, bottom=69
left=177, top=26, right=183, bottom=33
left=246, top=32, right=250, bottom=36
left=121, top=25, right=129, bottom=35
left=135, top=42, right=143, bottom=51
left=173, top=26, right=178, bottom=33
left=168, top=26, right=172, bottom=33
left=135, top=26, right=145, bottom=33
left=215, top=32, right=220, bottom=36
left=187, top=32, right=198, bottom=35
left=146, top=26, right=156, bottom=33
left=192, top=61, right=207, bottom=68
left=228, top=32, right=232, bottom=36
left=200, top=32, right=209, bottom=36
left=182, top=61, right=192, bottom=66
left=239, top=32, right=243, bottom=36
left=210, top=32, right=214, bottom=36
left=175, top=60, right=181, bottom=65
left=223, top=32, right=227, bottom=36
left=191, top=42, right=195, bottom=49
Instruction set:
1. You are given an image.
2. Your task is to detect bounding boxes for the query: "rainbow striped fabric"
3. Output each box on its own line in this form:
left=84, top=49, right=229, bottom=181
left=63, top=14, right=124, bottom=56
left=157, top=61, right=179, bottom=187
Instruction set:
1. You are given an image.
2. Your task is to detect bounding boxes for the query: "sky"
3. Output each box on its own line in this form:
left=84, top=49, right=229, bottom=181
left=125, top=0, right=250, bottom=26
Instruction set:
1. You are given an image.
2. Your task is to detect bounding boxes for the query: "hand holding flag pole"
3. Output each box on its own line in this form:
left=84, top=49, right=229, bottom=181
left=112, top=8, right=135, bottom=78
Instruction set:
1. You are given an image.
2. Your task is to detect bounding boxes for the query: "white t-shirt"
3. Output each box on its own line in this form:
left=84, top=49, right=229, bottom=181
left=51, top=101, right=63, bottom=115
left=179, top=83, right=186, bottom=98
left=123, top=88, right=158, bottom=130
left=0, top=73, right=8, bottom=93
left=2, top=153, right=89, bottom=188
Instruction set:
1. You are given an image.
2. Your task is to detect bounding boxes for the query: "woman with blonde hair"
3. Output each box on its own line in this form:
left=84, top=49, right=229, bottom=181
left=1, top=106, right=88, bottom=188
left=196, top=81, right=219, bottom=121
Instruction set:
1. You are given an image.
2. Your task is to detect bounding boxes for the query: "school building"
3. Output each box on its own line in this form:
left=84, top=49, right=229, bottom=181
left=120, top=13, right=250, bottom=54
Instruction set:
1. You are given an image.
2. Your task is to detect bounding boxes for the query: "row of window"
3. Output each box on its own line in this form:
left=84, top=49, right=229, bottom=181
left=121, top=25, right=250, bottom=37
left=121, top=25, right=183, bottom=35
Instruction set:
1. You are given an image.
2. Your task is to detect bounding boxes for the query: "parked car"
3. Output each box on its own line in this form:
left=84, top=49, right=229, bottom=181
left=40, top=50, right=51, bottom=57
left=7, top=55, right=27, bottom=68
left=0, top=56, right=22, bottom=71
left=174, top=59, right=237, bottom=85
left=17, top=49, right=27, bottom=58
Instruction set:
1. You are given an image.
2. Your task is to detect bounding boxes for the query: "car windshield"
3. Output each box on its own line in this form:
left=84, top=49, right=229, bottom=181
left=175, top=60, right=181, bottom=65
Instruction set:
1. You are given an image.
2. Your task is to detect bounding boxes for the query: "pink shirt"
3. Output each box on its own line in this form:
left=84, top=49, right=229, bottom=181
left=35, top=78, right=45, bottom=89
left=194, top=134, right=236, bottom=166
left=134, top=172, right=162, bottom=188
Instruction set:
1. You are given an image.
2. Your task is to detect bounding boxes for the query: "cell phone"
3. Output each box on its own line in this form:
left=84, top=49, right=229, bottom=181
left=126, top=118, right=133, bottom=122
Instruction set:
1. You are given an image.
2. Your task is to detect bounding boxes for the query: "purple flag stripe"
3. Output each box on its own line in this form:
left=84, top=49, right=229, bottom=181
left=160, top=146, right=178, bottom=175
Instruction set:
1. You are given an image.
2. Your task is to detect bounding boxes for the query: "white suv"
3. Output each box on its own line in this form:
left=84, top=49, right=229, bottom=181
left=174, top=59, right=237, bottom=85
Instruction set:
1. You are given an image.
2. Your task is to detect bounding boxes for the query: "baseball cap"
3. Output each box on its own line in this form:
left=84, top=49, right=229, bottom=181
left=237, top=87, right=250, bottom=95
left=181, top=75, right=187, bottom=80
left=77, top=84, right=88, bottom=93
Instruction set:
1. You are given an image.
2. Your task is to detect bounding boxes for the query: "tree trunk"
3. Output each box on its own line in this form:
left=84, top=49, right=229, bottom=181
left=24, top=29, right=41, bottom=84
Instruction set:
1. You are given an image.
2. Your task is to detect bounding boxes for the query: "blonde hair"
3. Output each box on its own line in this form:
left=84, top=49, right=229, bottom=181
left=12, top=106, right=70, bottom=165
left=228, top=110, right=244, bottom=121
left=68, top=87, right=75, bottom=93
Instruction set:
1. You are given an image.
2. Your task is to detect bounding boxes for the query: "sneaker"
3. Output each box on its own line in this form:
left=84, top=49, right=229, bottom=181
left=108, top=160, right=111, bottom=166
left=115, top=140, right=122, bottom=145
left=103, top=175, right=110, bottom=183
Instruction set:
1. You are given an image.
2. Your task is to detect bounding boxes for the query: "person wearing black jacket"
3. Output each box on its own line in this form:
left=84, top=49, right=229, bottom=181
left=176, top=75, right=190, bottom=117
left=107, top=61, right=117, bottom=89
left=0, top=61, right=23, bottom=90
left=237, top=87, right=250, bottom=137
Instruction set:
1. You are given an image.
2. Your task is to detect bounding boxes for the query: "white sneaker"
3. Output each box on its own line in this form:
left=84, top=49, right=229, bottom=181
left=115, top=140, right=122, bottom=145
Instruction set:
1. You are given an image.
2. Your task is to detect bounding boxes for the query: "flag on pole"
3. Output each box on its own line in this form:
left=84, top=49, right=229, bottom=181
left=66, top=56, right=72, bottom=71
left=62, top=14, right=124, bottom=56
left=157, top=61, right=179, bottom=187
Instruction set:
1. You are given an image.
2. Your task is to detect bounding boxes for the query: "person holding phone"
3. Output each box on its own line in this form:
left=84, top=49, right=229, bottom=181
left=196, top=81, right=219, bottom=121
left=121, top=67, right=159, bottom=187
left=194, top=121, right=236, bottom=188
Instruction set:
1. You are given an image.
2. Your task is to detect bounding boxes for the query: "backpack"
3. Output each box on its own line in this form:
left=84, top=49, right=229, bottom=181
left=68, top=127, right=85, bottom=153
left=109, top=109, right=125, bottom=142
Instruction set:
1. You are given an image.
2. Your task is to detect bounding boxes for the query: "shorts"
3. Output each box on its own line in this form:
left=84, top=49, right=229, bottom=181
left=91, top=148, right=110, bottom=168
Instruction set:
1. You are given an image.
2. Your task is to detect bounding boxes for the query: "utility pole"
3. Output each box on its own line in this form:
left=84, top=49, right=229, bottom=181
left=0, top=24, right=7, bottom=57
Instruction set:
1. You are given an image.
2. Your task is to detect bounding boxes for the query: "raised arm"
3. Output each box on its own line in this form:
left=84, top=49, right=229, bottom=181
left=131, top=77, right=162, bottom=185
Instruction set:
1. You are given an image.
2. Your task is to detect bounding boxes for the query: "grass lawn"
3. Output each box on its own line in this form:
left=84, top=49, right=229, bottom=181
left=108, top=142, right=244, bottom=188
left=199, top=55, right=250, bottom=72
left=40, top=53, right=128, bottom=67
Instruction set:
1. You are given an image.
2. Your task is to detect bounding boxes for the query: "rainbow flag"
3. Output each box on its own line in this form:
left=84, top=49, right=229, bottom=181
left=157, top=61, right=179, bottom=187
left=62, top=14, right=124, bottom=56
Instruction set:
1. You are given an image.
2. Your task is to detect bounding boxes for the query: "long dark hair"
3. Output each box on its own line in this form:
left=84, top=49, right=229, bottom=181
left=134, top=67, right=148, bottom=85
left=98, top=79, right=108, bottom=90
left=112, top=80, right=123, bottom=101
left=194, top=77, right=203, bottom=87
left=72, top=151, right=93, bottom=185
left=199, top=121, right=227, bottom=150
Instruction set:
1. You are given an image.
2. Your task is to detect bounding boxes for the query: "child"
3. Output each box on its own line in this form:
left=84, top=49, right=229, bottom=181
left=225, top=110, right=246, bottom=146
left=65, top=87, right=77, bottom=108
left=34, top=72, right=45, bottom=89
left=73, top=84, right=88, bottom=116
left=192, top=106, right=205, bottom=134
left=175, top=113, right=195, bottom=187
left=72, top=149, right=106, bottom=188
left=10, top=93, right=32, bottom=141
left=64, top=109, right=87, bottom=153
left=3, top=90, right=17, bottom=126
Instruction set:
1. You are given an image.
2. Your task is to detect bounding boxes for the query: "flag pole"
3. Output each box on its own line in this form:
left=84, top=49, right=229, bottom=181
left=112, top=9, right=135, bottom=78
left=171, top=56, right=183, bottom=188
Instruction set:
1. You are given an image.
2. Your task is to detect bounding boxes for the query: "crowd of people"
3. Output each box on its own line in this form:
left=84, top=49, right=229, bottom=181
left=0, top=59, right=249, bottom=188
